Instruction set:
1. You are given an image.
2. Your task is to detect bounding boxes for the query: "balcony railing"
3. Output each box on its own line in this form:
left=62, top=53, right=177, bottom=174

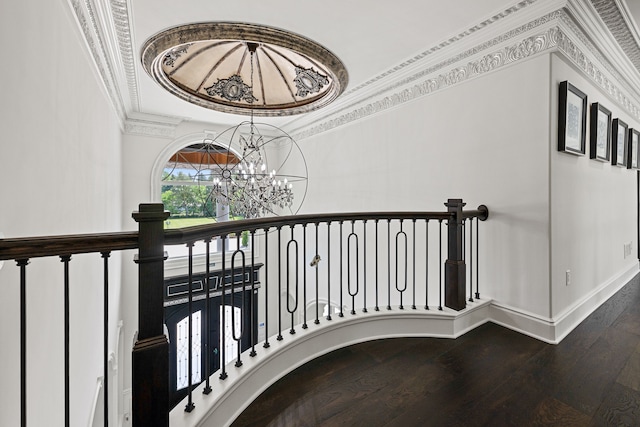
left=0, top=198, right=487, bottom=427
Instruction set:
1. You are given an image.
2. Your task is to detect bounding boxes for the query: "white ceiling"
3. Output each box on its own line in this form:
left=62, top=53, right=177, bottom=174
left=86, top=0, right=640, bottom=130
left=127, top=0, right=516, bottom=127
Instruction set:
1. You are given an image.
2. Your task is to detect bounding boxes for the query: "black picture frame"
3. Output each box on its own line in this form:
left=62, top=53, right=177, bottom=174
left=611, top=118, right=627, bottom=167
left=590, top=103, right=611, bottom=162
left=558, top=81, right=587, bottom=155
left=629, top=128, right=640, bottom=170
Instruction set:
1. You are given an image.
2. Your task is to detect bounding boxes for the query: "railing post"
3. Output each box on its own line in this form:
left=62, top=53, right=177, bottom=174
left=132, top=203, right=170, bottom=427
left=445, top=199, right=466, bottom=311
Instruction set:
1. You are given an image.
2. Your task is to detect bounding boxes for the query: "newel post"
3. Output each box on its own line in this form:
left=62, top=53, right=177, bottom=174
left=445, top=199, right=466, bottom=311
left=132, top=204, right=170, bottom=427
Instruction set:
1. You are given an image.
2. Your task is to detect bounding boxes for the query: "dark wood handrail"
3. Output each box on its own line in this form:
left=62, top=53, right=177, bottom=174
left=0, top=206, right=490, bottom=261
left=164, top=211, right=456, bottom=246
left=462, top=205, right=489, bottom=221
left=0, top=231, right=139, bottom=260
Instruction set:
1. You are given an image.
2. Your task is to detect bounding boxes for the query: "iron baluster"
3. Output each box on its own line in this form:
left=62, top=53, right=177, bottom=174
left=412, top=220, right=417, bottom=309
left=277, top=227, right=283, bottom=341
left=185, top=243, right=195, bottom=412
left=101, top=251, right=111, bottom=426
left=314, top=223, right=320, bottom=325
left=363, top=220, right=368, bottom=313
left=220, top=236, right=228, bottom=380
left=302, top=225, right=308, bottom=329
left=347, top=221, right=359, bottom=315
left=476, top=218, right=480, bottom=300
left=61, top=254, right=71, bottom=427
left=250, top=230, right=257, bottom=357
left=375, top=220, right=379, bottom=311
left=203, top=239, right=212, bottom=393
left=326, top=222, right=332, bottom=321
left=395, top=220, right=407, bottom=310
left=387, top=219, right=391, bottom=310
left=263, top=228, right=270, bottom=348
left=469, top=220, right=474, bottom=303
left=17, top=259, right=28, bottom=427
left=339, top=221, right=344, bottom=317
left=231, top=244, right=246, bottom=367
left=425, top=220, right=429, bottom=310
left=439, top=219, right=443, bottom=311
left=286, top=226, right=299, bottom=334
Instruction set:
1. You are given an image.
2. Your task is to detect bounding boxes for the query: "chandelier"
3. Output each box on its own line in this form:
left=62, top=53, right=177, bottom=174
left=201, top=120, right=304, bottom=219
left=197, top=43, right=307, bottom=218
left=143, top=22, right=348, bottom=218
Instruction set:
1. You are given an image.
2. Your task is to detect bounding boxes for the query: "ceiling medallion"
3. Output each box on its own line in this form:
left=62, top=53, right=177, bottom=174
left=204, top=75, right=258, bottom=104
left=141, top=22, right=348, bottom=116
left=294, top=66, right=329, bottom=97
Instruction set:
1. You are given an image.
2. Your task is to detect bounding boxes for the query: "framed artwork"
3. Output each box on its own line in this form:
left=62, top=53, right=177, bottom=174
left=558, top=81, right=587, bottom=155
left=590, top=103, right=611, bottom=161
left=629, top=129, right=640, bottom=170
left=611, top=119, right=628, bottom=167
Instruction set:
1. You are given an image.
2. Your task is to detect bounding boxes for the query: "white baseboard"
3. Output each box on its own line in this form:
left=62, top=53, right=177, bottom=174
left=552, top=264, right=639, bottom=342
left=490, top=264, right=639, bottom=344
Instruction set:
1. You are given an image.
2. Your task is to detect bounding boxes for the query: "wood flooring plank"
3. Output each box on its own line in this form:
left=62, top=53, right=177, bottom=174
left=616, top=344, right=640, bottom=392
left=552, top=327, right=640, bottom=416
left=232, top=274, right=640, bottom=427
left=592, top=383, right=640, bottom=426
left=529, top=397, right=592, bottom=426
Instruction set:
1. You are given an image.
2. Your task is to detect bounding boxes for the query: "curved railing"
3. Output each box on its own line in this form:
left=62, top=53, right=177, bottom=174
left=0, top=198, right=488, bottom=427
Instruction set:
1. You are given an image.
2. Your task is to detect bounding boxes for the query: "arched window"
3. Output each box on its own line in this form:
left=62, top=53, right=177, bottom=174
left=158, top=137, right=250, bottom=262
left=162, top=142, right=239, bottom=226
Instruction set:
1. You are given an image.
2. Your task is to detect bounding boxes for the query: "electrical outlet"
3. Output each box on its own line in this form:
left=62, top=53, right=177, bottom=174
left=565, top=270, right=571, bottom=286
left=624, top=242, right=633, bottom=259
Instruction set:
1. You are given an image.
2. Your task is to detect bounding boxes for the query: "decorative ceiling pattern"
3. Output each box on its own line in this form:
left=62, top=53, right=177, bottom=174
left=141, top=22, right=348, bottom=116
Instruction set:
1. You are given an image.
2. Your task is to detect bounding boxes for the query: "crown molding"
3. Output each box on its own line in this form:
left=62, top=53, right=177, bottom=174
left=70, top=0, right=640, bottom=140
left=124, top=113, right=183, bottom=138
left=109, top=0, right=140, bottom=111
left=288, top=10, right=563, bottom=140
left=591, top=0, right=640, bottom=75
left=340, top=0, right=540, bottom=99
left=287, top=4, right=640, bottom=140
left=67, top=0, right=127, bottom=126
left=557, top=5, right=640, bottom=118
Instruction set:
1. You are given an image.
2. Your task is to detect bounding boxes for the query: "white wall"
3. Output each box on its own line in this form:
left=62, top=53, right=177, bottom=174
left=299, top=54, right=553, bottom=319
left=550, top=53, right=638, bottom=321
left=0, top=0, right=123, bottom=426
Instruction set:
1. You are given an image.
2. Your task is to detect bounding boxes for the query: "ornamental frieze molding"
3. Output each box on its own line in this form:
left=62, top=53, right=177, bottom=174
left=292, top=9, right=640, bottom=141
left=291, top=10, right=564, bottom=140
left=124, top=118, right=179, bottom=138
left=293, top=25, right=563, bottom=141
left=342, top=0, right=538, bottom=97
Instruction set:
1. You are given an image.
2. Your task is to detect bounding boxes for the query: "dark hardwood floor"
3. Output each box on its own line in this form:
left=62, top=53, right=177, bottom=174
left=232, top=273, right=640, bottom=426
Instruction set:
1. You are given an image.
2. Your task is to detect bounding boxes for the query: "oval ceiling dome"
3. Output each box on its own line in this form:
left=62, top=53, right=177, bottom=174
left=142, top=22, right=348, bottom=116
